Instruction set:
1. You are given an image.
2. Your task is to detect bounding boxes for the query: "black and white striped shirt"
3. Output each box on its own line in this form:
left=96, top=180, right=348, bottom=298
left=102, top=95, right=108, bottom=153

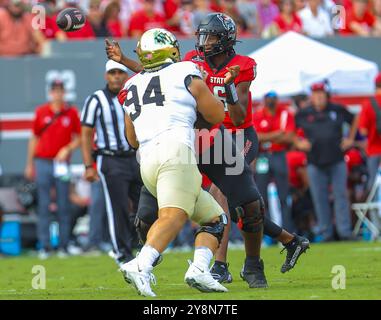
left=81, top=87, right=129, bottom=151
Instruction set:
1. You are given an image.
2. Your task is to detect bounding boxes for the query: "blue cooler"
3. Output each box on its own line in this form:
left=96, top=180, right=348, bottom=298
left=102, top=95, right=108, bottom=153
left=0, top=221, right=21, bottom=256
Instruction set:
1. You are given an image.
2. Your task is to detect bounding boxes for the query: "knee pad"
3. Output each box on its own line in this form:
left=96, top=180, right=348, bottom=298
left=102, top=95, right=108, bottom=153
left=235, top=199, right=264, bottom=233
left=194, top=213, right=228, bottom=244
left=134, top=216, right=152, bottom=244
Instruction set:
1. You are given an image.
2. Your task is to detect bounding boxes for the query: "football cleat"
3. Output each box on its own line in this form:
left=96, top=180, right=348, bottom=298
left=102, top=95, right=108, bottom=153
left=185, top=260, right=228, bottom=293
left=240, top=258, right=268, bottom=288
left=210, top=261, right=233, bottom=284
left=120, top=259, right=157, bottom=297
left=280, top=234, right=310, bottom=273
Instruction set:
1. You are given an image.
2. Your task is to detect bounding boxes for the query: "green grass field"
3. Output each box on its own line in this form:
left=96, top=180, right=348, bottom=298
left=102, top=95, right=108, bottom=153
left=1, top=242, right=381, bottom=300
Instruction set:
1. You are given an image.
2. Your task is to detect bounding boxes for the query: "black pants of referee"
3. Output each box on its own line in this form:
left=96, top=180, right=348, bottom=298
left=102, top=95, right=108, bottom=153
left=97, top=154, right=142, bottom=264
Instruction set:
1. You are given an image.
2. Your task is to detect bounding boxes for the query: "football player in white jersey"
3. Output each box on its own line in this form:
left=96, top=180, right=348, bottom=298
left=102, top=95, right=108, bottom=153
left=120, top=28, right=231, bottom=297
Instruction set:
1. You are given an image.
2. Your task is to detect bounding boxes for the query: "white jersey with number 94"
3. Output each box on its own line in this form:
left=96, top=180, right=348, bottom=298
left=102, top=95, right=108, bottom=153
left=122, top=61, right=202, bottom=154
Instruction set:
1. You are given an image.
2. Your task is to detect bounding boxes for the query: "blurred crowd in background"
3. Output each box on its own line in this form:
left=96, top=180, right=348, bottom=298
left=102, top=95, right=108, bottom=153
left=1, top=0, right=381, bottom=56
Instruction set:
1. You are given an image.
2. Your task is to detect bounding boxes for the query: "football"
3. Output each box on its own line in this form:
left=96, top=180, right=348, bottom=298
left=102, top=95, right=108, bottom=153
left=56, top=7, right=86, bottom=32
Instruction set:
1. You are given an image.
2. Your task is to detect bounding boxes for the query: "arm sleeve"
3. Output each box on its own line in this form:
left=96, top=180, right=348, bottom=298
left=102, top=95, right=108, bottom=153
left=81, top=95, right=99, bottom=127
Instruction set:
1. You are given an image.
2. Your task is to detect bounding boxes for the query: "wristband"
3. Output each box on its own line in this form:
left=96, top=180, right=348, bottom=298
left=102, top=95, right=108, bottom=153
left=224, top=82, right=239, bottom=105
left=85, top=164, right=93, bottom=170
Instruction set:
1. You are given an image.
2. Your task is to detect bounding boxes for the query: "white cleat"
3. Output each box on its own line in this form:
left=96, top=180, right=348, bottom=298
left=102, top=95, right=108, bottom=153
left=184, top=260, right=228, bottom=293
left=120, top=259, right=157, bottom=297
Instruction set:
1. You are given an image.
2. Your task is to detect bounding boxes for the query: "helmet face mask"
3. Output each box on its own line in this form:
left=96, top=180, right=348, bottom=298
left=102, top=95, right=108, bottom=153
left=196, top=33, right=224, bottom=57
left=136, top=28, right=180, bottom=71
left=196, top=13, right=237, bottom=58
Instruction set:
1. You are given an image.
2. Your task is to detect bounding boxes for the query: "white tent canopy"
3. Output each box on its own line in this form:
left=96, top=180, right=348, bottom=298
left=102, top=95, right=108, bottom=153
left=249, top=32, right=379, bottom=99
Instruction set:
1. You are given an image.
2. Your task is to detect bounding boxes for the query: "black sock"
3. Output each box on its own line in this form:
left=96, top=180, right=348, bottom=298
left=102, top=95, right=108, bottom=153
left=284, top=236, right=297, bottom=247
left=244, top=256, right=260, bottom=270
left=263, top=216, right=283, bottom=238
left=214, top=260, right=227, bottom=267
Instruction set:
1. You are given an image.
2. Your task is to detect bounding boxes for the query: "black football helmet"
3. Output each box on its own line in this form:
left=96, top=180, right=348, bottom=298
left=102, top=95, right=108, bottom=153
left=196, top=13, right=237, bottom=57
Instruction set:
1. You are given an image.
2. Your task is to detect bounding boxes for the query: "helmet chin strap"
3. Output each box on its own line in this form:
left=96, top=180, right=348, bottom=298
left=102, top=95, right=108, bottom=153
left=144, top=61, right=174, bottom=72
left=204, top=47, right=235, bottom=71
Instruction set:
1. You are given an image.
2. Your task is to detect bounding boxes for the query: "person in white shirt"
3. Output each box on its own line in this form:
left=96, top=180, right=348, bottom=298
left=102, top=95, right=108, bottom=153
left=298, top=0, right=334, bottom=37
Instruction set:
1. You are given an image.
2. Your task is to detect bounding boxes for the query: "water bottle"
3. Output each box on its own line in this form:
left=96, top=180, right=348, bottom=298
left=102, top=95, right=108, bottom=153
left=50, top=221, right=60, bottom=249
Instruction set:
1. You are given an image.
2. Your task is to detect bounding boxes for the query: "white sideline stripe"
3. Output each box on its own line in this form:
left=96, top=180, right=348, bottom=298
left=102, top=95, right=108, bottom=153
left=97, top=155, right=120, bottom=257
left=0, top=112, right=34, bottom=120
left=1, top=130, right=31, bottom=139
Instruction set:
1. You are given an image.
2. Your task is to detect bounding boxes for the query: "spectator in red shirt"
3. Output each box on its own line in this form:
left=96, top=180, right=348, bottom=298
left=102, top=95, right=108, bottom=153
left=253, top=91, right=296, bottom=231
left=210, top=0, right=224, bottom=12
left=104, top=0, right=124, bottom=37
left=128, top=0, right=167, bottom=37
left=287, top=150, right=308, bottom=190
left=163, top=0, right=181, bottom=32
left=372, top=0, right=381, bottom=35
left=341, top=0, right=381, bottom=36
left=286, top=150, right=315, bottom=237
left=39, top=0, right=67, bottom=41
left=87, top=0, right=110, bottom=37
left=274, top=0, right=303, bottom=33
left=358, top=73, right=381, bottom=190
left=0, top=0, right=46, bottom=56
left=24, top=80, right=81, bottom=259
left=59, top=0, right=96, bottom=39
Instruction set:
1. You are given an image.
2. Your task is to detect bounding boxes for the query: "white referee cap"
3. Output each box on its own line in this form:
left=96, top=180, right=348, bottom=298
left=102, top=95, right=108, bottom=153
left=106, top=60, right=128, bottom=73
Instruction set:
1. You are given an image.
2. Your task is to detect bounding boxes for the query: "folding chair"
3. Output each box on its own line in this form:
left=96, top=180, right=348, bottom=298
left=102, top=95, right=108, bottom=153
left=351, top=168, right=381, bottom=240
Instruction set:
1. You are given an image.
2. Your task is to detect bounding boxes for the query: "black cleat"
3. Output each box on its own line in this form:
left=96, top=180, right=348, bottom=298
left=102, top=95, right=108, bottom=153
left=210, top=261, right=233, bottom=284
left=280, top=234, right=310, bottom=273
left=240, top=258, right=268, bottom=288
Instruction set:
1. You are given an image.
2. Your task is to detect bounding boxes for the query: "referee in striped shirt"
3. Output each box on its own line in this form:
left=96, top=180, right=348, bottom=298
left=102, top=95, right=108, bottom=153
left=81, top=60, right=142, bottom=265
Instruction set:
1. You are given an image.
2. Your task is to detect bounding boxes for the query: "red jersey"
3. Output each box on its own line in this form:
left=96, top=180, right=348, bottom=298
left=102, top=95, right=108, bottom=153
left=58, top=16, right=96, bottom=39
left=33, top=104, right=81, bottom=159
left=128, top=10, right=167, bottom=36
left=344, top=148, right=365, bottom=172
left=42, top=15, right=60, bottom=39
left=184, top=50, right=256, bottom=132
left=358, top=95, right=381, bottom=156
left=340, top=8, right=376, bottom=35
left=107, top=20, right=123, bottom=38
left=253, top=105, right=295, bottom=152
left=274, top=13, right=303, bottom=34
left=286, top=150, right=307, bottom=189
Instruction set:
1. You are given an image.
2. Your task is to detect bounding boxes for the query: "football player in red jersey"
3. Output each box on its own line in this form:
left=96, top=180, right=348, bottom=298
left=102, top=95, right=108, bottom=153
left=106, top=15, right=309, bottom=287
left=184, top=14, right=309, bottom=279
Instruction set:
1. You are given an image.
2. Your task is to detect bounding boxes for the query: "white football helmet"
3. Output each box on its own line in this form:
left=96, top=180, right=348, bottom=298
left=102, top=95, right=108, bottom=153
left=136, top=28, right=180, bottom=71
